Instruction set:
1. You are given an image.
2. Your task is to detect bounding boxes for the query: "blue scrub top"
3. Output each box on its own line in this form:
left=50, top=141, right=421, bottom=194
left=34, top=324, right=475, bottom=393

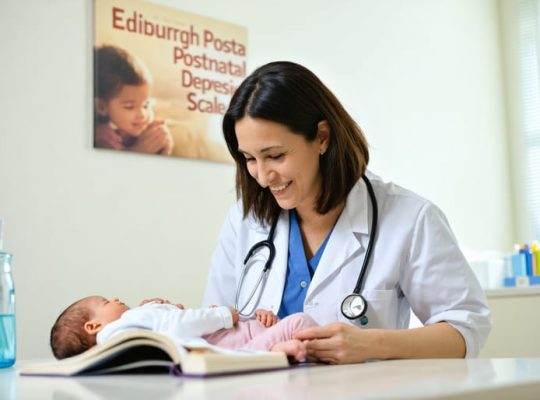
left=278, top=210, right=333, bottom=319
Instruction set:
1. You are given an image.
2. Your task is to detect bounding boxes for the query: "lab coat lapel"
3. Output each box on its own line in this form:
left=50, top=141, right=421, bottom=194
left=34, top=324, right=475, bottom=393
left=306, top=180, right=369, bottom=301
left=271, top=211, right=289, bottom=299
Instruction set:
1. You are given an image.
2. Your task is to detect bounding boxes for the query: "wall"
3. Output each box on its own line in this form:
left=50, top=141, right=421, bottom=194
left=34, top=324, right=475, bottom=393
left=0, top=0, right=512, bottom=358
left=498, top=0, right=534, bottom=242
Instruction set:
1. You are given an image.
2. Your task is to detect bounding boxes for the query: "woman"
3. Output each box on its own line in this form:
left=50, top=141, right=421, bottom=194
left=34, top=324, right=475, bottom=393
left=202, top=61, right=490, bottom=364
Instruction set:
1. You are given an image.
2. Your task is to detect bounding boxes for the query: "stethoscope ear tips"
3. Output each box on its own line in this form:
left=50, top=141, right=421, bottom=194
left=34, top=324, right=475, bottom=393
left=360, top=316, right=368, bottom=326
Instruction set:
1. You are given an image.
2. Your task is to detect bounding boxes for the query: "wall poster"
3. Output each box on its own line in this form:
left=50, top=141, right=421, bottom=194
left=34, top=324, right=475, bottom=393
left=93, top=0, right=247, bottom=162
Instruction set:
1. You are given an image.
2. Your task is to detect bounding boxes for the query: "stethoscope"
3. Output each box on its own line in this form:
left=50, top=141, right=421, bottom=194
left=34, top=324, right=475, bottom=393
left=235, top=175, right=378, bottom=325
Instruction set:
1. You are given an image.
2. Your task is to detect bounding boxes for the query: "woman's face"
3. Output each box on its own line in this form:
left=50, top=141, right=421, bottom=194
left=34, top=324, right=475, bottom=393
left=98, top=84, right=153, bottom=137
left=235, top=116, right=328, bottom=214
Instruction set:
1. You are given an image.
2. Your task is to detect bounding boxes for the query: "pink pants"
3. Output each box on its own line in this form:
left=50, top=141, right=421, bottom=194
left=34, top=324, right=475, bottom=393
left=202, top=312, right=318, bottom=351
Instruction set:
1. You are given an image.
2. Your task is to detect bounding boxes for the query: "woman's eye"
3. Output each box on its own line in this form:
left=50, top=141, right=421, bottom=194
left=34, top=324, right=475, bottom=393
left=268, top=154, right=284, bottom=160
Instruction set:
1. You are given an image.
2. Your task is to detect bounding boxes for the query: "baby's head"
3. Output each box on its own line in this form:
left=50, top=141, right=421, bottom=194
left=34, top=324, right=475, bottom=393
left=94, top=45, right=153, bottom=137
left=50, top=296, right=129, bottom=359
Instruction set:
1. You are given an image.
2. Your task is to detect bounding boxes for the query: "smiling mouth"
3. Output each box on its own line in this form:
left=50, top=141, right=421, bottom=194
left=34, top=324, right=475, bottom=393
left=270, top=182, right=291, bottom=193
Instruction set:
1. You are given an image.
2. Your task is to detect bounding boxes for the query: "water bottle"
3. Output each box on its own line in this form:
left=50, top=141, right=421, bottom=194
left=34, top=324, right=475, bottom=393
left=0, top=219, right=15, bottom=368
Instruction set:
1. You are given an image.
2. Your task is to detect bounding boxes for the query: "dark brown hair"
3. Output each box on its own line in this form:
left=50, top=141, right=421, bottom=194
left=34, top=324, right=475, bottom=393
left=223, top=61, right=369, bottom=223
left=50, top=297, right=96, bottom=359
left=94, top=45, right=150, bottom=122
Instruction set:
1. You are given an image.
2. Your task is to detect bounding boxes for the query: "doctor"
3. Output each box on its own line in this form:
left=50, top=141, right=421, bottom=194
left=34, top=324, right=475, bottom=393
left=203, top=61, right=491, bottom=364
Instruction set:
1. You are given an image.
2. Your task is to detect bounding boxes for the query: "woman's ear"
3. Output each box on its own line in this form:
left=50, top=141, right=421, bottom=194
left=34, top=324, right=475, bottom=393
left=84, top=320, right=103, bottom=335
left=317, top=120, right=330, bottom=155
left=95, top=98, right=108, bottom=117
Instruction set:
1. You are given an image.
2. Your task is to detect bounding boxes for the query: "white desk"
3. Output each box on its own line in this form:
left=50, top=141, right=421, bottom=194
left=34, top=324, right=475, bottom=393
left=2, top=358, right=540, bottom=399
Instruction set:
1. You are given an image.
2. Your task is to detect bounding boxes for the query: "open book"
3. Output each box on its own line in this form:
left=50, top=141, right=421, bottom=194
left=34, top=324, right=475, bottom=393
left=20, top=329, right=290, bottom=377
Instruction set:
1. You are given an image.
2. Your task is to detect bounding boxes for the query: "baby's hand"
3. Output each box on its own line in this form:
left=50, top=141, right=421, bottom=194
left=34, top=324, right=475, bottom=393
left=228, top=306, right=240, bottom=326
left=139, top=298, right=184, bottom=309
left=139, top=297, right=170, bottom=306
left=255, top=309, right=278, bottom=327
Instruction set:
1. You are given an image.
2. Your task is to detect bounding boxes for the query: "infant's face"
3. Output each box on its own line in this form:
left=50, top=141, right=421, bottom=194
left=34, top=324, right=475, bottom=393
left=87, top=296, right=130, bottom=325
left=104, top=83, right=153, bottom=137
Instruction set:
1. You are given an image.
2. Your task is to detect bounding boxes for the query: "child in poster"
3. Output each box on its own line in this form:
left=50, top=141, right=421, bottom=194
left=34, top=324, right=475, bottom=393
left=94, top=45, right=174, bottom=155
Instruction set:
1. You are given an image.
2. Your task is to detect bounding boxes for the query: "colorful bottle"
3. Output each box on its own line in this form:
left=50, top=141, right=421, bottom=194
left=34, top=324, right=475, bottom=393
left=0, top=219, right=15, bottom=368
left=532, top=242, right=540, bottom=275
left=512, top=244, right=527, bottom=276
left=522, top=244, right=534, bottom=276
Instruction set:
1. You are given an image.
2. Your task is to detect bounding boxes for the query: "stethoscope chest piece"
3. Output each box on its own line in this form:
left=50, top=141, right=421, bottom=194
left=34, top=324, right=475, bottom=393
left=341, top=293, right=369, bottom=325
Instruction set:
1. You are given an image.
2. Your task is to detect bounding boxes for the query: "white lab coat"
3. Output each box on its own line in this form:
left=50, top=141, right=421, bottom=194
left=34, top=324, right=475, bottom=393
left=203, top=172, right=491, bottom=357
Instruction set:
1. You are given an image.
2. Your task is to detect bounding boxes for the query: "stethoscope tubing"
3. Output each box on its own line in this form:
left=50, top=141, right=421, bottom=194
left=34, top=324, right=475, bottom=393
left=353, top=175, right=378, bottom=294
left=235, top=175, right=378, bottom=319
left=235, top=216, right=278, bottom=316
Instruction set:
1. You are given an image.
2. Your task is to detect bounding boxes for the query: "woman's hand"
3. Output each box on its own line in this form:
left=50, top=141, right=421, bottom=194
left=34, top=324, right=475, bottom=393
left=295, top=322, right=466, bottom=364
left=255, top=309, right=278, bottom=327
left=294, top=322, right=376, bottom=364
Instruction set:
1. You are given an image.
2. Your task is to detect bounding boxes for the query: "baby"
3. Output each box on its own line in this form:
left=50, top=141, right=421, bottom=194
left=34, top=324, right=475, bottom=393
left=50, top=296, right=318, bottom=361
